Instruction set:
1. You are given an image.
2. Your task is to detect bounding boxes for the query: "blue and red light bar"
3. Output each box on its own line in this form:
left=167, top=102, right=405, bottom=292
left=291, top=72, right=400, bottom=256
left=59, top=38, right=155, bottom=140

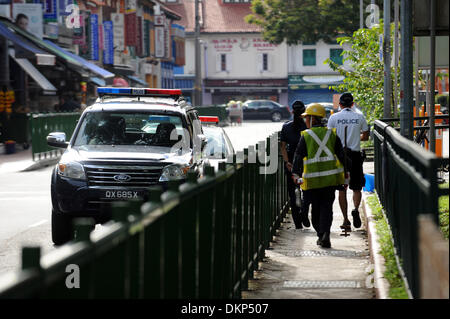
left=97, top=87, right=182, bottom=98
left=199, top=116, right=219, bottom=124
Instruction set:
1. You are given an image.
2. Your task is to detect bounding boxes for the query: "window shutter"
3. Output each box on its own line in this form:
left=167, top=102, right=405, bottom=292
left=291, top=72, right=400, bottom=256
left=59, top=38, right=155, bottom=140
left=257, top=53, right=263, bottom=72
left=216, top=53, right=221, bottom=72
left=226, top=53, right=232, bottom=72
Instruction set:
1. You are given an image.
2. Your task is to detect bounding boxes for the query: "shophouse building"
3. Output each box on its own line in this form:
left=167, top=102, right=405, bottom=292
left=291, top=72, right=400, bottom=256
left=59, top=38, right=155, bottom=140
left=163, top=0, right=289, bottom=106
left=0, top=0, right=185, bottom=112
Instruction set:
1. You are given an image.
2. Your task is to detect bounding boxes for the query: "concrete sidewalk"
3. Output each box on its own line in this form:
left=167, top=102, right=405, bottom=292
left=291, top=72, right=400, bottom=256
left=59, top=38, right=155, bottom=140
left=243, top=162, right=377, bottom=299
left=0, top=146, right=59, bottom=173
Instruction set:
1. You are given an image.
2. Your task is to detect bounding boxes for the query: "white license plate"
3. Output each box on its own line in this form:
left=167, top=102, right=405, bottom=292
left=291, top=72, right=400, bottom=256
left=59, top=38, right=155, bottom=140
left=103, top=190, right=141, bottom=200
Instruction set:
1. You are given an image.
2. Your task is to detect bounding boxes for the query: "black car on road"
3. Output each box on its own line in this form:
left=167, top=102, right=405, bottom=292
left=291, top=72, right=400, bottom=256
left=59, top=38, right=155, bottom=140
left=242, top=100, right=291, bottom=122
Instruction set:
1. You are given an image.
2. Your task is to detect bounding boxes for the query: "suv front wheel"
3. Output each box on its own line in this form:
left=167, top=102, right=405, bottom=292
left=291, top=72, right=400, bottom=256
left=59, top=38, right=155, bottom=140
left=51, top=208, right=73, bottom=246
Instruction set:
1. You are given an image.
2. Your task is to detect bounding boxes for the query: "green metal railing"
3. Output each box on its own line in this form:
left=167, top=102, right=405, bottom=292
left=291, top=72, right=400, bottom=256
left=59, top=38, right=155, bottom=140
left=194, top=105, right=229, bottom=123
left=373, top=120, right=449, bottom=298
left=0, top=133, right=289, bottom=299
left=30, top=112, right=81, bottom=161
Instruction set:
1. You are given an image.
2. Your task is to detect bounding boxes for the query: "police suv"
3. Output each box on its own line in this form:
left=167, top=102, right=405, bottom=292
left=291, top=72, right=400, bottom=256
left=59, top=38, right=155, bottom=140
left=47, top=87, right=206, bottom=245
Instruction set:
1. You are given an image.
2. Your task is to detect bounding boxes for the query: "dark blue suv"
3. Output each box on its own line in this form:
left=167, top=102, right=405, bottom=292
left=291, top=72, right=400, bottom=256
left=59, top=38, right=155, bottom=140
left=48, top=88, right=205, bottom=245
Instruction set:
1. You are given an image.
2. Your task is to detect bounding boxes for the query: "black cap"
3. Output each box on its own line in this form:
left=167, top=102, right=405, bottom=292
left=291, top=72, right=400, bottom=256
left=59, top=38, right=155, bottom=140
left=292, top=100, right=305, bottom=112
left=339, top=93, right=353, bottom=107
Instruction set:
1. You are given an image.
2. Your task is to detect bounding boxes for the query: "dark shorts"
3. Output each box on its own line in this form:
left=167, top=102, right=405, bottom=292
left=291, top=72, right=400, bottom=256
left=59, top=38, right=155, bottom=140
left=338, top=150, right=365, bottom=191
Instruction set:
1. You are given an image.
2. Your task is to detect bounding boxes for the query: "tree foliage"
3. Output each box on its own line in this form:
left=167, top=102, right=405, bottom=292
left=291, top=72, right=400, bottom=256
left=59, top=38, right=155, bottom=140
left=325, top=22, right=400, bottom=124
left=245, top=0, right=361, bottom=45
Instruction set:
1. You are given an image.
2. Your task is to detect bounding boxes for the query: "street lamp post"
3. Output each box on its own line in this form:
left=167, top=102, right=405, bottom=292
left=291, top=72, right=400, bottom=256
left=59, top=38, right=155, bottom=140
left=194, top=0, right=202, bottom=106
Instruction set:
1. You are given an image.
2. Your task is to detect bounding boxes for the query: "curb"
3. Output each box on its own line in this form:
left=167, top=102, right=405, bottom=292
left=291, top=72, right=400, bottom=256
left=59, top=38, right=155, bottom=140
left=20, top=156, right=60, bottom=172
left=361, top=192, right=390, bottom=299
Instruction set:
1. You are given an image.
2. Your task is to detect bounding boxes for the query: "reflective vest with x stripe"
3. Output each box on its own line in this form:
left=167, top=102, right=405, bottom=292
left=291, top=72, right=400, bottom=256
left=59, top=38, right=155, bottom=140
left=301, top=127, right=345, bottom=190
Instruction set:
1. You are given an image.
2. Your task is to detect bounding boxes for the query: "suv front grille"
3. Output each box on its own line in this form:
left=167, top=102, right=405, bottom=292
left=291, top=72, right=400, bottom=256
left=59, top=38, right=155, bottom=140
left=84, top=164, right=164, bottom=187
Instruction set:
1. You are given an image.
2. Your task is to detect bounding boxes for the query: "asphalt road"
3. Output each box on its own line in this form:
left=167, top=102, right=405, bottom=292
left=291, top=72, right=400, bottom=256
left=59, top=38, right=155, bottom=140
left=0, top=120, right=284, bottom=276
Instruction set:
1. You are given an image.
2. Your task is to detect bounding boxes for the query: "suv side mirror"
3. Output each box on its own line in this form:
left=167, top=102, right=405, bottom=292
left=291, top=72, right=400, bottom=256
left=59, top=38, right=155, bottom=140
left=47, top=132, right=69, bottom=148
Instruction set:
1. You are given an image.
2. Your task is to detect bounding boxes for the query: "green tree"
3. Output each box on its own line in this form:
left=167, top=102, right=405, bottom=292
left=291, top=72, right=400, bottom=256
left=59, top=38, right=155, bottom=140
left=245, top=0, right=362, bottom=45
left=325, top=22, right=400, bottom=124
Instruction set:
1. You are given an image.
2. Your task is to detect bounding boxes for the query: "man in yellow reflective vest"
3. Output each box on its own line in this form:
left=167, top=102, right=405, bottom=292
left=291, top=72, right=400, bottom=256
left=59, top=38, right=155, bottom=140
left=292, top=104, right=348, bottom=248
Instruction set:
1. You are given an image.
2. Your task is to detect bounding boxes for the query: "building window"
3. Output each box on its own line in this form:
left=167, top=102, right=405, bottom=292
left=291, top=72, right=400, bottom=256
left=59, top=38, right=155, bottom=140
left=221, top=54, right=226, bottom=71
left=262, top=53, right=268, bottom=71
left=303, top=49, right=316, bottom=66
left=330, top=48, right=343, bottom=65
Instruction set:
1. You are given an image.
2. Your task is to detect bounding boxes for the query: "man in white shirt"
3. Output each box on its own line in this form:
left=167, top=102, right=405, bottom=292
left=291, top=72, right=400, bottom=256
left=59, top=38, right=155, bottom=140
left=327, top=93, right=369, bottom=230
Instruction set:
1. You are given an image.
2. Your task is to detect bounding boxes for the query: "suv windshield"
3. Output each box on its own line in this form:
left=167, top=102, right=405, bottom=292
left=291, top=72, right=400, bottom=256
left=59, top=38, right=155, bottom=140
left=73, top=112, right=189, bottom=147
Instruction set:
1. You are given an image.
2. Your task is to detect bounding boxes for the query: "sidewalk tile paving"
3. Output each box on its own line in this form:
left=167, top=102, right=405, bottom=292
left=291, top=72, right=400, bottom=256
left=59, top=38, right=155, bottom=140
left=242, top=162, right=376, bottom=299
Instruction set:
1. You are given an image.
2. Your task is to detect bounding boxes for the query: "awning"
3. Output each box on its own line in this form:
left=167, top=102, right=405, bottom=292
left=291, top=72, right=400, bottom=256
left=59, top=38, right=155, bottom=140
left=0, top=21, right=55, bottom=65
left=107, top=64, right=135, bottom=76
left=89, top=77, right=106, bottom=87
left=9, top=50, right=57, bottom=95
left=0, top=17, right=82, bottom=68
left=43, top=40, right=115, bottom=80
left=127, top=75, right=147, bottom=87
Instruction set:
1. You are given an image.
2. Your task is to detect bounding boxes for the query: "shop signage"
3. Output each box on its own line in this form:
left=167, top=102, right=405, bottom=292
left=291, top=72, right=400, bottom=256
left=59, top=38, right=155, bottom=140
left=44, top=22, right=58, bottom=39
left=154, top=14, right=164, bottom=26
left=143, top=63, right=152, bottom=74
left=90, top=13, right=99, bottom=60
left=205, top=79, right=287, bottom=88
left=44, top=0, right=57, bottom=21
left=164, top=20, right=170, bottom=59
left=79, top=11, right=91, bottom=59
left=58, top=0, right=73, bottom=18
left=144, top=19, right=150, bottom=57
left=13, top=3, right=44, bottom=39
left=125, top=12, right=137, bottom=47
left=136, top=16, right=142, bottom=56
left=155, top=26, right=164, bottom=58
left=288, top=75, right=344, bottom=90
left=103, top=20, right=114, bottom=65
left=111, top=13, right=124, bottom=51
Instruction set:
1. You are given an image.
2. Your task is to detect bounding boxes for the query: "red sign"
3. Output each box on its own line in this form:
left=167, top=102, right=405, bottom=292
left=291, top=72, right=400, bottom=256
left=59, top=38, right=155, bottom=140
left=136, top=16, right=143, bottom=56
left=125, top=12, right=137, bottom=47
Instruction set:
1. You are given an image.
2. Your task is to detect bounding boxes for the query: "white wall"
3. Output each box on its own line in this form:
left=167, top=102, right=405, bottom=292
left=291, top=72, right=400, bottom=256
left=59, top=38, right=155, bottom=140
left=184, top=33, right=288, bottom=80
left=288, top=40, right=352, bottom=74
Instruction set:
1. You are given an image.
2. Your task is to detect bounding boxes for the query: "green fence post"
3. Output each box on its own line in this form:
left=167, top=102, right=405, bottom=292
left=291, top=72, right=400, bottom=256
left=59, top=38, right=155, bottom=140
left=179, top=172, right=199, bottom=298
left=247, top=145, right=256, bottom=277
left=219, top=161, right=233, bottom=298
left=21, top=247, right=42, bottom=297
left=212, top=167, right=226, bottom=298
left=198, top=165, right=216, bottom=298
left=127, top=199, right=145, bottom=299
left=161, top=181, right=182, bottom=298
left=242, top=148, right=249, bottom=291
left=89, top=202, right=129, bottom=298
left=142, top=186, right=164, bottom=299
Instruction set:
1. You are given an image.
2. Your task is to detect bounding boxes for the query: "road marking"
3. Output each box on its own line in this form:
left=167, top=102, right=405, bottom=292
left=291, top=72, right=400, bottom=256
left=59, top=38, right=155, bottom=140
left=28, top=220, right=48, bottom=228
left=0, top=197, right=49, bottom=200
left=0, top=192, right=49, bottom=194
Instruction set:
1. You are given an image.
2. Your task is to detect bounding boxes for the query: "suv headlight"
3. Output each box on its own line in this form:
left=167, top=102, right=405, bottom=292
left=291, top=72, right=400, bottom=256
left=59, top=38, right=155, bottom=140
left=159, top=164, right=190, bottom=182
left=57, top=161, right=86, bottom=180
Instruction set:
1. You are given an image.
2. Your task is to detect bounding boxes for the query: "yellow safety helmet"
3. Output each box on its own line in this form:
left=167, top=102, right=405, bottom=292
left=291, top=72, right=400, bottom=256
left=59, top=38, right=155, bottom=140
left=302, top=103, right=326, bottom=118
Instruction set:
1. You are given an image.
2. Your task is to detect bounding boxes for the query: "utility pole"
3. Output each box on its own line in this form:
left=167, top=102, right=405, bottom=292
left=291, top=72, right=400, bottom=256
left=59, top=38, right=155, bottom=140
left=383, top=0, right=391, bottom=118
left=429, top=0, right=436, bottom=153
left=194, top=0, right=202, bottom=106
left=400, top=0, right=414, bottom=139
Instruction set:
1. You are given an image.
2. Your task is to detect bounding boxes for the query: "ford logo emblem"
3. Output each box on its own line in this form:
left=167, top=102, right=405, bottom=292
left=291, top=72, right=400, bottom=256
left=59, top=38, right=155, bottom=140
left=113, top=174, right=131, bottom=182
